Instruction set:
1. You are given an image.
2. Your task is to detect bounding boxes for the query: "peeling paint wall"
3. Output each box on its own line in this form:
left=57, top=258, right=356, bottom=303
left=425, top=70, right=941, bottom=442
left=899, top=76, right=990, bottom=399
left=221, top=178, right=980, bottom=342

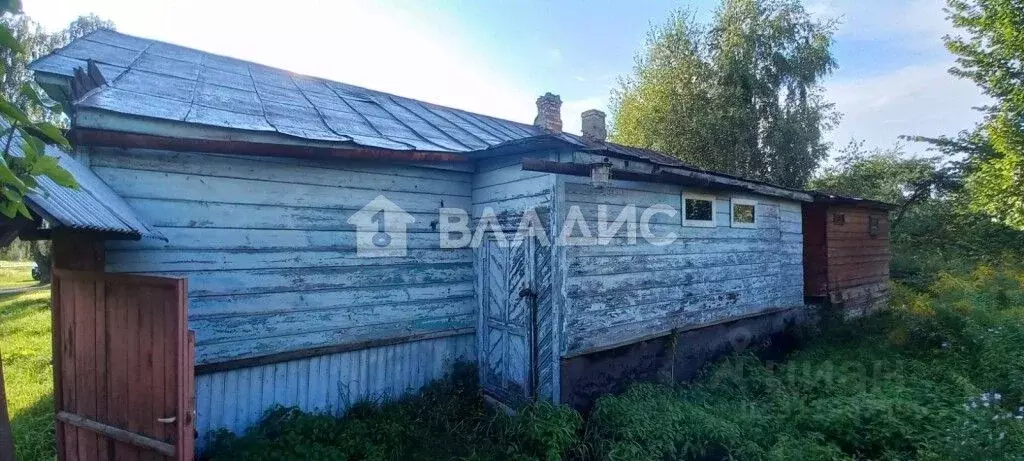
left=471, top=153, right=560, bottom=402
left=555, top=152, right=805, bottom=358
left=92, top=147, right=478, bottom=439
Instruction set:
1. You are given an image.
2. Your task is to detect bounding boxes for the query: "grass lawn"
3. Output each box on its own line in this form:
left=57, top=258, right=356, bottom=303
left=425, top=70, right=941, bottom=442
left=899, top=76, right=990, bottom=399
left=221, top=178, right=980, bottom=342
left=0, top=263, right=39, bottom=290
left=0, top=274, right=53, bottom=461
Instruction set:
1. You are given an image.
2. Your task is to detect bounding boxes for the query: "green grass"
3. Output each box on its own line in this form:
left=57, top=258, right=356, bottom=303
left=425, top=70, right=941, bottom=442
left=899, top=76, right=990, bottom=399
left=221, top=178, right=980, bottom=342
left=0, top=263, right=38, bottom=290
left=0, top=287, right=54, bottom=461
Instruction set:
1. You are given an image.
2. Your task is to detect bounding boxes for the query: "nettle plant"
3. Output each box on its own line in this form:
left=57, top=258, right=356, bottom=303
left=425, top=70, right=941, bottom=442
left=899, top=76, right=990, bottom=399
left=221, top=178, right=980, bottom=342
left=0, top=0, right=77, bottom=219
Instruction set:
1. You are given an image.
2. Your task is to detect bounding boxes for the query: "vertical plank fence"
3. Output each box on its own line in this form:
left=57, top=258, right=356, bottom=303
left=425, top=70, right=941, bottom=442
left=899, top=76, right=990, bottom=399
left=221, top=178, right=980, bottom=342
left=52, top=269, right=194, bottom=461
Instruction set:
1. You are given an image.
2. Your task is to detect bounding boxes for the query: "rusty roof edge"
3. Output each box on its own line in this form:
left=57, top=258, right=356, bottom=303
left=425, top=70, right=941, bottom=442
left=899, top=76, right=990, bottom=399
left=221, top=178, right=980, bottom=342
left=494, top=134, right=814, bottom=202
left=808, top=191, right=896, bottom=210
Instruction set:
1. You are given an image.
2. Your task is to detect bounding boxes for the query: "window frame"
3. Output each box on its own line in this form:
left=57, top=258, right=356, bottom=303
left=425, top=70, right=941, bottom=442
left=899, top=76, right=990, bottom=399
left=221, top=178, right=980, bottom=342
left=730, top=198, right=758, bottom=228
left=682, top=193, right=717, bottom=227
left=868, top=215, right=881, bottom=237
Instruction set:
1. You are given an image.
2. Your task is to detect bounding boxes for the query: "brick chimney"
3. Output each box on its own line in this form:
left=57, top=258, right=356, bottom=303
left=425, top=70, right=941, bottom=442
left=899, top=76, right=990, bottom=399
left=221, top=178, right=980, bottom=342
left=581, top=109, right=607, bottom=144
left=534, top=92, right=562, bottom=133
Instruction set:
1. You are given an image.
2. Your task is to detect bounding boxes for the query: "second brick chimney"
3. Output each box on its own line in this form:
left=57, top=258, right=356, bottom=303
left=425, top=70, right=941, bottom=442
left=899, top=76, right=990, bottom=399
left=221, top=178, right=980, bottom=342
left=534, top=93, right=563, bottom=133
left=581, top=109, right=607, bottom=144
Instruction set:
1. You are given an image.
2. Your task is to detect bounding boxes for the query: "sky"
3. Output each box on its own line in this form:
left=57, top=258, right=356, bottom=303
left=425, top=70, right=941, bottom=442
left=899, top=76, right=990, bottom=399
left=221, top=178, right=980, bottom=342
left=24, top=0, right=986, bottom=157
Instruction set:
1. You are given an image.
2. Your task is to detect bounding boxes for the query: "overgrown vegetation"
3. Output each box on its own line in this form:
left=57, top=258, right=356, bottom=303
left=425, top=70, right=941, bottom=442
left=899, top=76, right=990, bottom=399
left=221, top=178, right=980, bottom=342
left=206, top=262, right=1024, bottom=460
left=589, top=262, right=1024, bottom=460
left=203, top=364, right=583, bottom=461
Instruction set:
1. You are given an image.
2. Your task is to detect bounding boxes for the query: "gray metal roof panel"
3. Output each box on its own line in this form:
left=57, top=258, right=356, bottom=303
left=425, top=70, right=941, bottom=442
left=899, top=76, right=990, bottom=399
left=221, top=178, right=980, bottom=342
left=0, top=128, right=160, bottom=237
left=30, top=30, right=543, bottom=153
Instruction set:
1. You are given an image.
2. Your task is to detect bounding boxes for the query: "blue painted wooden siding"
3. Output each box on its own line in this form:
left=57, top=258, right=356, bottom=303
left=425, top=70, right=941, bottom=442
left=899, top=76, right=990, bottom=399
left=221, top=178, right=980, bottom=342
left=195, top=333, right=474, bottom=444
left=554, top=155, right=804, bottom=356
left=92, top=148, right=476, bottom=365
left=471, top=153, right=559, bottom=402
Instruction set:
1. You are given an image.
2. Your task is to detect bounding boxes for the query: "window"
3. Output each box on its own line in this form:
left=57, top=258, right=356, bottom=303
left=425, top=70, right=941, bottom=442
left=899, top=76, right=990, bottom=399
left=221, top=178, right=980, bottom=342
left=868, top=215, right=881, bottom=237
left=683, top=193, right=716, bottom=227
left=833, top=213, right=846, bottom=225
left=730, top=198, right=757, bottom=228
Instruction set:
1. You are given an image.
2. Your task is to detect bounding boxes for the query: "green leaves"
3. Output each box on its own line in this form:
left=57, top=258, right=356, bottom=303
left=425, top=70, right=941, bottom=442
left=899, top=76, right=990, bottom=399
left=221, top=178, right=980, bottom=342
left=0, top=24, right=23, bottom=54
left=0, top=10, right=80, bottom=222
left=610, top=0, right=837, bottom=188
left=944, top=0, right=1024, bottom=230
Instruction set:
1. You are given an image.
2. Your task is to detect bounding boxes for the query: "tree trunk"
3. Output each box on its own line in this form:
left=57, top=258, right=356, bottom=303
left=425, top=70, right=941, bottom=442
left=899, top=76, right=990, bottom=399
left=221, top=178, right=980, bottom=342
left=0, top=354, right=16, bottom=461
left=29, top=241, right=50, bottom=284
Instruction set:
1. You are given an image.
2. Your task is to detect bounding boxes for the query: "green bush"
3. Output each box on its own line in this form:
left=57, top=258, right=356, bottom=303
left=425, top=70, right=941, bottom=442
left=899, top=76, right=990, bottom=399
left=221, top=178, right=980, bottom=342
left=202, top=363, right=583, bottom=461
left=588, top=263, right=1024, bottom=461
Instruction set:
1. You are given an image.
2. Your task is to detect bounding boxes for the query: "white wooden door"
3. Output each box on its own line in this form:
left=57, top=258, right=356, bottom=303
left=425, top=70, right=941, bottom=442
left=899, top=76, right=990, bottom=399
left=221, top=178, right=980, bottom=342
left=478, top=235, right=534, bottom=403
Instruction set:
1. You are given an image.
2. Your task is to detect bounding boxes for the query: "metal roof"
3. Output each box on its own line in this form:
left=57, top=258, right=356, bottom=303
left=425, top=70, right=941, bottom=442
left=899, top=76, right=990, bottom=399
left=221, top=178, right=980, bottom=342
left=2, top=127, right=160, bottom=237
left=30, top=29, right=544, bottom=153
left=29, top=30, right=812, bottom=202
left=809, top=192, right=894, bottom=210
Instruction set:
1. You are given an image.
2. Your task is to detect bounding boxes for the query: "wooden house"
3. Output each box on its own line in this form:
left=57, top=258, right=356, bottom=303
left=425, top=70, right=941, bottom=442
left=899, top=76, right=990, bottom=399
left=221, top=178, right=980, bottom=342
left=26, top=30, right=825, bottom=451
left=802, top=193, right=893, bottom=317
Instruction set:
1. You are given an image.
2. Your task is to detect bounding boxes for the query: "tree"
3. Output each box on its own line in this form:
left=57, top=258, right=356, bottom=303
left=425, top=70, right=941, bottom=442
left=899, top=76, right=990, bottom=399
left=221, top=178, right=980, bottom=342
left=0, top=13, right=113, bottom=282
left=0, top=2, right=104, bottom=458
left=942, top=0, right=1024, bottom=229
left=611, top=0, right=838, bottom=188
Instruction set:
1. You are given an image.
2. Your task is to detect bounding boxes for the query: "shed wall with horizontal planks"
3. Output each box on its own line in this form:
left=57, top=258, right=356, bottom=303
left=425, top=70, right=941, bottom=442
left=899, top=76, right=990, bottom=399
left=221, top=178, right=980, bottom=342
left=85, top=147, right=477, bottom=439
left=823, top=204, right=891, bottom=316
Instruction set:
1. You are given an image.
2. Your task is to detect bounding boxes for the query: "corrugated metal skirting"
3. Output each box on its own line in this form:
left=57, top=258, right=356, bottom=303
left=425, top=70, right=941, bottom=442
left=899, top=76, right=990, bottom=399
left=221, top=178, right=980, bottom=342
left=195, top=334, right=475, bottom=444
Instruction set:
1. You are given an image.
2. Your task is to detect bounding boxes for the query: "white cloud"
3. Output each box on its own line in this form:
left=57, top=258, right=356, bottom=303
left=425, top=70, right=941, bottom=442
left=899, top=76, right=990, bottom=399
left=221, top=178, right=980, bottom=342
left=808, top=0, right=951, bottom=51
left=826, top=61, right=987, bottom=152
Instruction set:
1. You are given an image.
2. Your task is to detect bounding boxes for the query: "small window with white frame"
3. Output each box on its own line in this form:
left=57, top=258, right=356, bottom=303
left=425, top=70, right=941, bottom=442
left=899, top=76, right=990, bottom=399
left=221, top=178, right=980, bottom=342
left=682, top=193, right=716, bottom=227
left=730, top=198, right=757, bottom=228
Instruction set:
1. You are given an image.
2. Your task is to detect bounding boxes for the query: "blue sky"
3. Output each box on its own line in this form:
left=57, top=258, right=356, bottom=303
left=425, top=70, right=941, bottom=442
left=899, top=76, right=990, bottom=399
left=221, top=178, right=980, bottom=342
left=26, top=0, right=985, bottom=157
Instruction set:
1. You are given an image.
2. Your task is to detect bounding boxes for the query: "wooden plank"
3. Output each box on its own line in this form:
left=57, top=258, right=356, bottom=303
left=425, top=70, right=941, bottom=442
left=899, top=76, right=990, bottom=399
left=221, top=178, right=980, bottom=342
left=568, top=251, right=798, bottom=277
left=124, top=282, right=144, bottom=461
left=196, top=314, right=475, bottom=364
left=60, top=279, right=79, bottom=460
left=566, top=262, right=782, bottom=297
left=90, top=149, right=471, bottom=196
left=188, top=282, right=473, bottom=318
left=50, top=277, right=66, bottom=460
left=107, top=228, right=447, bottom=251
left=155, top=263, right=472, bottom=297
left=56, top=412, right=174, bottom=457
left=106, top=248, right=472, bottom=273
left=93, top=167, right=471, bottom=214
left=73, top=279, right=98, bottom=461
left=181, top=330, right=195, bottom=461
left=94, top=281, right=110, bottom=461
left=106, top=283, right=140, bottom=461
left=191, top=297, right=475, bottom=344
left=124, top=197, right=448, bottom=233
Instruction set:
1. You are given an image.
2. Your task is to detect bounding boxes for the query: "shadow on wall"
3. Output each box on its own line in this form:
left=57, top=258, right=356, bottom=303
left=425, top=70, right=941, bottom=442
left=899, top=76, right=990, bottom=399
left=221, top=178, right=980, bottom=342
left=559, top=307, right=815, bottom=413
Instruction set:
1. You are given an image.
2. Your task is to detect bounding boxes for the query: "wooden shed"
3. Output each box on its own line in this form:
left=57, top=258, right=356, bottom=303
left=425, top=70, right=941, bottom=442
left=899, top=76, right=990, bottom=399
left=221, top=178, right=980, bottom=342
left=29, top=30, right=819, bottom=448
left=802, top=193, right=893, bottom=317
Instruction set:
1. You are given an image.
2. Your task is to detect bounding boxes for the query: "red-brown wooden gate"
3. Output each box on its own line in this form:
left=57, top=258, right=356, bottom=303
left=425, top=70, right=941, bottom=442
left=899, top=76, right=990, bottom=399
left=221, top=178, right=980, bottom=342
left=51, top=269, right=195, bottom=461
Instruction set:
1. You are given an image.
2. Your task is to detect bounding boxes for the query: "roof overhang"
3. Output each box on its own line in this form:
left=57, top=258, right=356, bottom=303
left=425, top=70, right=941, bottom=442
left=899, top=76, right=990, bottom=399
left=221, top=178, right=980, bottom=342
left=810, top=192, right=895, bottom=210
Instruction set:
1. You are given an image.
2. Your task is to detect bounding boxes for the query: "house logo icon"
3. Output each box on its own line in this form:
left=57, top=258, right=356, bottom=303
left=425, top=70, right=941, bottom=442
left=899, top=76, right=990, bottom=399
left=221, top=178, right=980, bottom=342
left=347, top=195, right=415, bottom=257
